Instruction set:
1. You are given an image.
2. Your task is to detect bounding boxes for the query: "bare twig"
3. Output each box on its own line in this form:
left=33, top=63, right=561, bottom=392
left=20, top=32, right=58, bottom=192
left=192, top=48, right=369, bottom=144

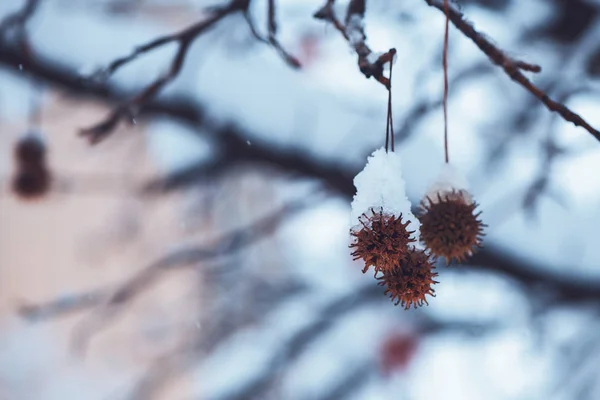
left=2, top=38, right=600, bottom=305
left=218, top=283, right=499, bottom=400
left=0, top=0, right=40, bottom=31
left=313, top=0, right=395, bottom=88
left=17, top=288, right=107, bottom=321
left=264, top=0, right=301, bottom=67
left=241, top=1, right=300, bottom=68
left=65, top=195, right=317, bottom=354
left=424, top=0, right=600, bottom=141
left=80, top=0, right=250, bottom=144
left=79, top=0, right=299, bottom=144
left=0, top=0, right=41, bottom=60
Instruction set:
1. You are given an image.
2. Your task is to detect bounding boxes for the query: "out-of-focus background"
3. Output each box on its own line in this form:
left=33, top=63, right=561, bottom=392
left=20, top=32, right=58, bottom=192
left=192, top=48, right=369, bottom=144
left=1, top=0, right=600, bottom=399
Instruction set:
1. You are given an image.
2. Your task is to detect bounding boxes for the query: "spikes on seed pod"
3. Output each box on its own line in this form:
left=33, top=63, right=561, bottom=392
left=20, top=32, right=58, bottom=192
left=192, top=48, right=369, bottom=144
left=419, top=164, right=486, bottom=264
left=377, top=248, right=438, bottom=309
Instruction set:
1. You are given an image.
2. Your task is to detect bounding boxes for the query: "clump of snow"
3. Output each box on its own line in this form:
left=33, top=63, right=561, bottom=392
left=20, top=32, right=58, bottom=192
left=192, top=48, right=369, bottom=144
left=366, top=51, right=383, bottom=64
left=423, top=163, right=473, bottom=205
left=350, top=148, right=419, bottom=238
left=345, top=14, right=365, bottom=46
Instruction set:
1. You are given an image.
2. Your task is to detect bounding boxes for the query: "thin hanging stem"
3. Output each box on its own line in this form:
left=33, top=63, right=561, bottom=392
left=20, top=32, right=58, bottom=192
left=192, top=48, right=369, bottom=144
left=385, top=108, right=390, bottom=153
left=442, top=0, right=450, bottom=163
left=389, top=51, right=395, bottom=152
left=385, top=48, right=396, bottom=153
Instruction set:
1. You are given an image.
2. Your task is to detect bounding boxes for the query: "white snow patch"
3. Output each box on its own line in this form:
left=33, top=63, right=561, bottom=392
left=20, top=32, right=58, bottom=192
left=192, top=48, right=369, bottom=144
left=345, top=14, right=365, bottom=46
left=350, top=148, right=419, bottom=238
left=423, top=162, right=473, bottom=205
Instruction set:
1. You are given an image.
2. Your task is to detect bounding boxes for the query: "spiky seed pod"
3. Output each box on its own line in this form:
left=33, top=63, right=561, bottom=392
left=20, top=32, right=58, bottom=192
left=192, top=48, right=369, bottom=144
left=11, top=135, right=52, bottom=200
left=419, top=190, right=485, bottom=264
left=377, top=248, right=438, bottom=309
left=12, top=167, right=52, bottom=199
left=14, top=135, right=46, bottom=167
left=350, top=207, right=416, bottom=274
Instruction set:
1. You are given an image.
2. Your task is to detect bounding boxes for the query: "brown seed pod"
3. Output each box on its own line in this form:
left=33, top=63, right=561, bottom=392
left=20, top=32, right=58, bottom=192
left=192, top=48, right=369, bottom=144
left=11, top=167, right=52, bottom=200
left=14, top=135, right=46, bottom=167
left=377, top=248, right=438, bottom=309
left=419, top=190, right=485, bottom=264
left=350, top=207, right=416, bottom=274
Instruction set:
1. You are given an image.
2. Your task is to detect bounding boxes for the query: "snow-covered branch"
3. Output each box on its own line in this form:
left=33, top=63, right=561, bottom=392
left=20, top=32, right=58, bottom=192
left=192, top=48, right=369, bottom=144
left=424, top=0, right=600, bottom=141
left=313, top=0, right=395, bottom=88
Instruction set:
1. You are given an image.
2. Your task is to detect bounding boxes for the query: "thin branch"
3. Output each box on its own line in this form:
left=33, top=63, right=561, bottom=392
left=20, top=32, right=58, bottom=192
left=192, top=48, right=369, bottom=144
left=78, top=0, right=300, bottom=144
left=63, top=195, right=318, bottom=354
left=2, top=39, right=600, bottom=305
left=80, top=0, right=250, bottom=144
left=264, top=0, right=301, bottom=68
left=313, top=0, right=395, bottom=88
left=0, top=0, right=41, bottom=59
left=17, top=288, right=107, bottom=321
left=424, top=0, right=600, bottom=141
left=0, top=0, right=41, bottom=32
left=468, top=247, right=600, bottom=304
left=218, top=283, right=499, bottom=400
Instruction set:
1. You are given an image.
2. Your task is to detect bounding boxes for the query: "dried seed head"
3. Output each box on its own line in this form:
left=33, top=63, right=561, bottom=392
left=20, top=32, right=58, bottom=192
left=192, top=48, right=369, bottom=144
left=419, top=189, right=485, bottom=264
left=350, top=208, right=416, bottom=274
left=377, top=248, right=438, bottom=309
left=12, top=167, right=52, bottom=200
left=14, top=135, right=46, bottom=167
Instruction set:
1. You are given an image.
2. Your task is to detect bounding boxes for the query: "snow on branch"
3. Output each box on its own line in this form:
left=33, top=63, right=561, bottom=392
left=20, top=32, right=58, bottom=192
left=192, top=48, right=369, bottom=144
left=2, top=3, right=600, bottom=310
left=313, top=0, right=396, bottom=88
left=424, top=0, right=600, bottom=141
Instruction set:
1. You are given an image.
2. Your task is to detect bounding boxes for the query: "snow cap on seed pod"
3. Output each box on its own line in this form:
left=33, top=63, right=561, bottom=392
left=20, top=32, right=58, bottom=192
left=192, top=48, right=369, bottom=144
left=419, top=163, right=485, bottom=264
left=349, top=148, right=420, bottom=275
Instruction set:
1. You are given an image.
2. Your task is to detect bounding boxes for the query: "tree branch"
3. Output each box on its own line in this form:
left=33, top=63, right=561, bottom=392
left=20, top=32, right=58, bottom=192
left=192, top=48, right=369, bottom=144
left=218, top=283, right=499, bottom=400
left=14, top=195, right=317, bottom=353
left=0, top=0, right=41, bottom=58
left=313, top=0, right=395, bottom=88
left=2, top=27, right=600, bottom=307
left=424, top=0, right=600, bottom=141
left=79, top=0, right=251, bottom=144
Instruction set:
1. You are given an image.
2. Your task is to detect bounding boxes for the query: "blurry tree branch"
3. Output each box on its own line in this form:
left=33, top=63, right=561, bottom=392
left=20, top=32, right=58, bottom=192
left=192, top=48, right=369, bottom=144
left=0, top=0, right=40, bottom=58
left=315, top=363, right=374, bottom=400
left=245, top=0, right=301, bottom=68
left=424, top=0, right=600, bottom=141
left=127, top=278, right=307, bottom=400
left=469, top=247, right=600, bottom=305
left=218, top=283, right=498, bottom=400
left=2, top=35, right=600, bottom=307
left=16, top=196, right=317, bottom=353
left=78, top=0, right=298, bottom=144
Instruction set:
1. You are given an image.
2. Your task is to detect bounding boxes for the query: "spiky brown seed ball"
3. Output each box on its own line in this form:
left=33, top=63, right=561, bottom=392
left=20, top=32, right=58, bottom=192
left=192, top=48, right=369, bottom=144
left=419, top=190, right=485, bottom=264
left=350, top=208, right=416, bottom=274
left=12, top=167, right=52, bottom=199
left=377, top=249, right=438, bottom=309
left=14, top=135, right=46, bottom=166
